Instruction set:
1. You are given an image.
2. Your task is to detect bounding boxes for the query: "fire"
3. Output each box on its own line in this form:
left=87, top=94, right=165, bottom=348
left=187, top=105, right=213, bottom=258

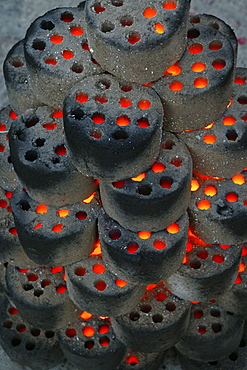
left=131, top=172, right=146, bottom=181
left=82, top=191, right=96, bottom=204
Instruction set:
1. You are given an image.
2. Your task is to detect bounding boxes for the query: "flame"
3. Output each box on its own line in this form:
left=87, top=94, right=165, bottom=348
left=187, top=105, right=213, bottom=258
left=131, top=172, right=146, bottom=181
left=90, top=239, right=102, bottom=256
left=82, top=191, right=96, bottom=204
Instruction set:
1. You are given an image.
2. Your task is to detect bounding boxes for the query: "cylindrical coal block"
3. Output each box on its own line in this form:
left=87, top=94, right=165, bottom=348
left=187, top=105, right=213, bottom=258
left=189, top=13, right=238, bottom=60
left=100, top=132, right=192, bottom=232
left=6, top=264, right=80, bottom=330
left=0, top=295, right=65, bottom=369
left=24, top=7, right=104, bottom=109
left=167, top=243, right=242, bottom=302
left=99, top=210, right=188, bottom=285
left=178, top=68, right=247, bottom=178
left=178, top=328, right=247, bottom=370
left=9, top=106, right=98, bottom=206
left=189, top=176, right=247, bottom=245
left=58, top=315, right=127, bottom=370
left=0, top=187, right=37, bottom=268
left=117, top=349, right=166, bottom=370
left=85, top=0, right=191, bottom=84
left=0, top=106, right=19, bottom=191
left=10, top=188, right=99, bottom=266
left=218, top=254, right=247, bottom=318
left=153, top=23, right=235, bottom=132
left=175, top=301, right=245, bottom=362
left=112, top=282, right=191, bottom=353
left=63, top=74, right=163, bottom=181
left=3, top=40, right=41, bottom=115
left=66, top=256, right=146, bottom=317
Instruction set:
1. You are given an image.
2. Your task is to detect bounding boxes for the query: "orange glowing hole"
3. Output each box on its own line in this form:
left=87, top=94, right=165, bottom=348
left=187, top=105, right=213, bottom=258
left=83, top=326, right=95, bottom=337
left=198, top=326, right=206, bottom=334
left=191, top=62, right=206, bottom=72
left=203, top=185, right=217, bottom=197
left=209, top=40, right=222, bottom=51
left=9, top=110, right=18, bottom=119
left=239, top=262, right=246, bottom=273
left=194, top=77, right=208, bottom=88
left=163, top=0, right=177, bottom=10
left=119, top=97, right=132, bottom=107
left=115, top=279, right=128, bottom=287
left=188, top=43, right=203, bottom=54
left=50, top=35, right=64, bottom=44
left=225, top=192, right=238, bottom=202
left=131, top=172, right=146, bottom=181
left=52, top=110, right=63, bottom=119
left=241, top=115, right=247, bottom=122
left=166, top=223, right=180, bottom=234
left=116, top=115, right=130, bottom=126
left=197, top=250, right=208, bottom=260
left=0, top=199, right=7, bottom=208
left=56, top=285, right=67, bottom=294
left=75, top=266, right=86, bottom=276
left=5, top=191, right=13, bottom=199
left=8, top=307, right=18, bottom=315
left=193, top=309, right=203, bottom=318
left=160, top=177, right=173, bottom=189
left=137, top=118, right=150, bottom=127
left=169, top=81, right=183, bottom=91
left=127, top=242, right=139, bottom=254
left=138, top=99, right=151, bottom=110
left=52, top=224, right=63, bottom=233
left=165, top=63, right=182, bottom=76
left=66, top=328, right=77, bottom=337
left=45, top=58, right=57, bottom=65
left=146, top=284, right=157, bottom=291
left=98, top=324, right=110, bottom=334
left=138, top=231, right=152, bottom=239
left=234, top=77, right=245, bottom=85
left=99, top=337, right=110, bottom=347
left=76, top=93, right=88, bottom=103
left=152, top=162, right=165, bottom=173
left=62, top=50, right=74, bottom=59
left=212, top=59, right=226, bottom=69
left=234, top=275, right=242, bottom=284
left=153, top=240, right=166, bottom=250
left=93, top=3, right=105, bottom=13
left=51, top=266, right=63, bottom=274
left=203, top=134, right=216, bottom=144
left=143, top=7, right=157, bottom=18
left=244, top=200, right=247, bottom=207
left=27, top=273, right=38, bottom=282
left=125, top=356, right=139, bottom=365
left=92, top=113, right=105, bottom=124
left=154, top=23, right=165, bottom=34
left=36, top=204, right=48, bottom=214
left=76, top=211, right=87, bottom=220
left=18, top=268, right=29, bottom=273
left=171, top=158, right=182, bottom=167
left=197, top=199, right=211, bottom=210
left=55, top=145, right=67, bottom=155
left=57, top=209, right=69, bottom=217
left=155, top=292, right=167, bottom=301
left=191, top=179, right=200, bottom=191
left=92, top=264, right=105, bottom=274
left=43, top=122, right=57, bottom=130
left=80, top=311, right=93, bottom=320
left=112, top=180, right=126, bottom=188
left=232, top=174, right=246, bottom=185
left=222, top=116, right=236, bottom=126
left=128, top=32, right=141, bottom=44
left=95, top=95, right=108, bottom=104
left=70, top=26, right=84, bottom=36
left=0, top=123, right=7, bottom=131
left=95, top=280, right=107, bottom=291
left=0, top=144, right=5, bottom=152
left=212, top=254, right=225, bottom=263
